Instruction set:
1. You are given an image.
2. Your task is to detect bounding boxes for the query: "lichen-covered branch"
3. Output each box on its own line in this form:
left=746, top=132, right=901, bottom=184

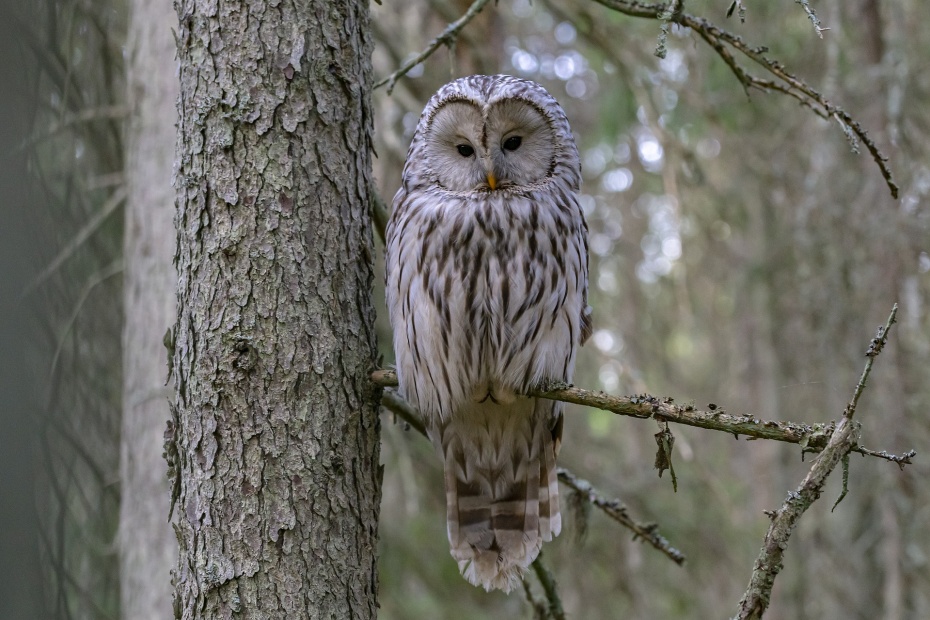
left=589, top=0, right=898, bottom=198
left=373, top=0, right=493, bottom=94
left=557, top=467, right=686, bottom=564
left=795, top=0, right=827, bottom=39
left=733, top=304, right=898, bottom=620
left=370, top=369, right=913, bottom=467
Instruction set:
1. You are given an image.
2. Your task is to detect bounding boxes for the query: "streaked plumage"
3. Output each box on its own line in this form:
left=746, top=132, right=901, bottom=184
left=385, top=75, right=590, bottom=592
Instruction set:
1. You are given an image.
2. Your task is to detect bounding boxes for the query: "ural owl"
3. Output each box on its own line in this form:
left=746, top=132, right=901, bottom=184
left=385, top=75, right=590, bottom=592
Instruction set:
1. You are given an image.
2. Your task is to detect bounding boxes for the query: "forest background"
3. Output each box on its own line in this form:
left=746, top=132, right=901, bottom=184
left=0, top=0, right=928, bottom=618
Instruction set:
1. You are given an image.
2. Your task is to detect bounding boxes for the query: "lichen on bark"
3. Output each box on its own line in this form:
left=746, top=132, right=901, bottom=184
left=172, top=1, right=380, bottom=617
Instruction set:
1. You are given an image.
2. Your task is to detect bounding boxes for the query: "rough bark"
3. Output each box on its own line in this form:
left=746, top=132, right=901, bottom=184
left=171, top=1, right=380, bottom=618
left=120, top=0, right=180, bottom=617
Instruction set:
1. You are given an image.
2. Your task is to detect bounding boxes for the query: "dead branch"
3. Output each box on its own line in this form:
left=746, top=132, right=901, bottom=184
left=557, top=467, right=686, bottom=564
left=734, top=304, right=898, bottom=619
left=373, top=0, right=493, bottom=94
left=589, top=0, right=898, bottom=198
left=370, top=370, right=913, bottom=468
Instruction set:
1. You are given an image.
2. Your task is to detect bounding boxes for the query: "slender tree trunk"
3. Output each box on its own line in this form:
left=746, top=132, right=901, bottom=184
left=120, top=0, right=180, bottom=618
left=171, top=1, right=380, bottom=617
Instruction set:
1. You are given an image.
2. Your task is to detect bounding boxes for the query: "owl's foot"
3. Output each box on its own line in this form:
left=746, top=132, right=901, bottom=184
left=470, top=382, right=518, bottom=405
left=534, top=378, right=572, bottom=393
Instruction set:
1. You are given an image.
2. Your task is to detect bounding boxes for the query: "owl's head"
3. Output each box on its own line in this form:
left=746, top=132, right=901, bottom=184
left=405, top=75, right=580, bottom=194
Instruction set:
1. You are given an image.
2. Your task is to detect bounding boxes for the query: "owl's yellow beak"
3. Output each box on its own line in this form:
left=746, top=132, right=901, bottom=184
left=486, top=173, right=497, bottom=191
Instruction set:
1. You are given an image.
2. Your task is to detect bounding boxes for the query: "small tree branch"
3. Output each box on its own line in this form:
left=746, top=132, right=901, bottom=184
left=373, top=0, right=493, bottom=94
left=380, top=388, right=427, bottom=436
left=557, top=467, right=686, bottom=564
left=370, top=370, right=912, bottom=467
left=588, top=0, right=898, bottom=198
left=795, top=0, right=828, bottom=39
left=854, top=446, right=916, bottom=470
left=733, top=304, right=898, bottom=620
left=21, top=185, right=127, bottom=299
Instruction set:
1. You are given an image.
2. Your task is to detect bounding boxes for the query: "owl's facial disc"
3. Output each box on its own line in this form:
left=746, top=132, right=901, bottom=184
left=426, top=98, right=556, bottom=192
left=426, top=101, right=488, bottom=192
left=485, top=99, right=556, bottom=189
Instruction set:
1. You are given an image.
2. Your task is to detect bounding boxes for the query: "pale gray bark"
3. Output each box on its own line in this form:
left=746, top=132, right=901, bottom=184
left=171, top=0, right=380, bottom=618
left=120, top=0, right=179, bottom=617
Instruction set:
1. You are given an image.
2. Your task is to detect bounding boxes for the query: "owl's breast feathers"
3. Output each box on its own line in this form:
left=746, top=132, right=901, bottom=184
left=386, top=184, right=588, bottom=420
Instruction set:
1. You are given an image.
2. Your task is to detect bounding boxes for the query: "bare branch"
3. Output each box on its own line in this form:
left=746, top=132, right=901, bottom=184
left=48, top=260, right=125, bottom=382
left=373, top=0, right=493, bottom=94
left=588, top=0, right=899, bottom=198
left=733, top=304, right=899, bottom=620
left=21, top=186, right=127, bottom=299
left=370, top=369, right=912, bottom=467
left=17, top=105, right=127, bottom=152
left=795, top=0, right=828, bottom=39
left=848, top=307, right=898, bottom=418
left=557, top=468, right=686, bottom=564
left=380, top=388, right=427, bottom=436
left=521, top=578, right=549, bottom=620
left=854, top=446, right=916, bottom=469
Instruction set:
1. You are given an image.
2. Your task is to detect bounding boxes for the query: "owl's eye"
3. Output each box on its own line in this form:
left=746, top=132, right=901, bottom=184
left=456, top=144, right=475, bottom=157
left=503, top=136, right=522, bottom=151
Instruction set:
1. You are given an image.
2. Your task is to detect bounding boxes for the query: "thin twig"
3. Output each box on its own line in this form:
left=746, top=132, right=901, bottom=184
left=848, top=307, right=898, bottom=418
left=380, top=388, right=427, bottom=436
left=795, top=0, right=828, bottom=39
left=854, top=446, right=916, bottom=470
left=47, top=260, right=125, bottom=382
left=557, top=468, right=686, bottom=564
left=588, top=0, right=899, bottom=198
left=373, top=0, right=493, bottom=94
left=21, top=185, right=127, bottom=299
left=17, top=105, right=127, bottom=152
left=733, top=305, right=899, bottom=620
left=831, top=452, right=850, bottom=512
left=370, top=369, right=912, bottom=468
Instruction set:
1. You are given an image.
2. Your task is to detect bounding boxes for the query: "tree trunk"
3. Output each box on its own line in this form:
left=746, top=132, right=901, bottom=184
left=171, top=1, right=380, bottom=618
left=120, top=0, right=180, bottom=617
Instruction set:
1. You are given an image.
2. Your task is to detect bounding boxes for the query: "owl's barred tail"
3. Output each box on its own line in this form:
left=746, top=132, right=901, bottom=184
left=438, top=397, right=562, bottom=593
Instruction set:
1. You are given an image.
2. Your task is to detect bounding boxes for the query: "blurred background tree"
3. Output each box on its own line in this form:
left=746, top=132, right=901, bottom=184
left=5, top=1, right=126, bottom=618
left=3, top=0, right=927, bottom=618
